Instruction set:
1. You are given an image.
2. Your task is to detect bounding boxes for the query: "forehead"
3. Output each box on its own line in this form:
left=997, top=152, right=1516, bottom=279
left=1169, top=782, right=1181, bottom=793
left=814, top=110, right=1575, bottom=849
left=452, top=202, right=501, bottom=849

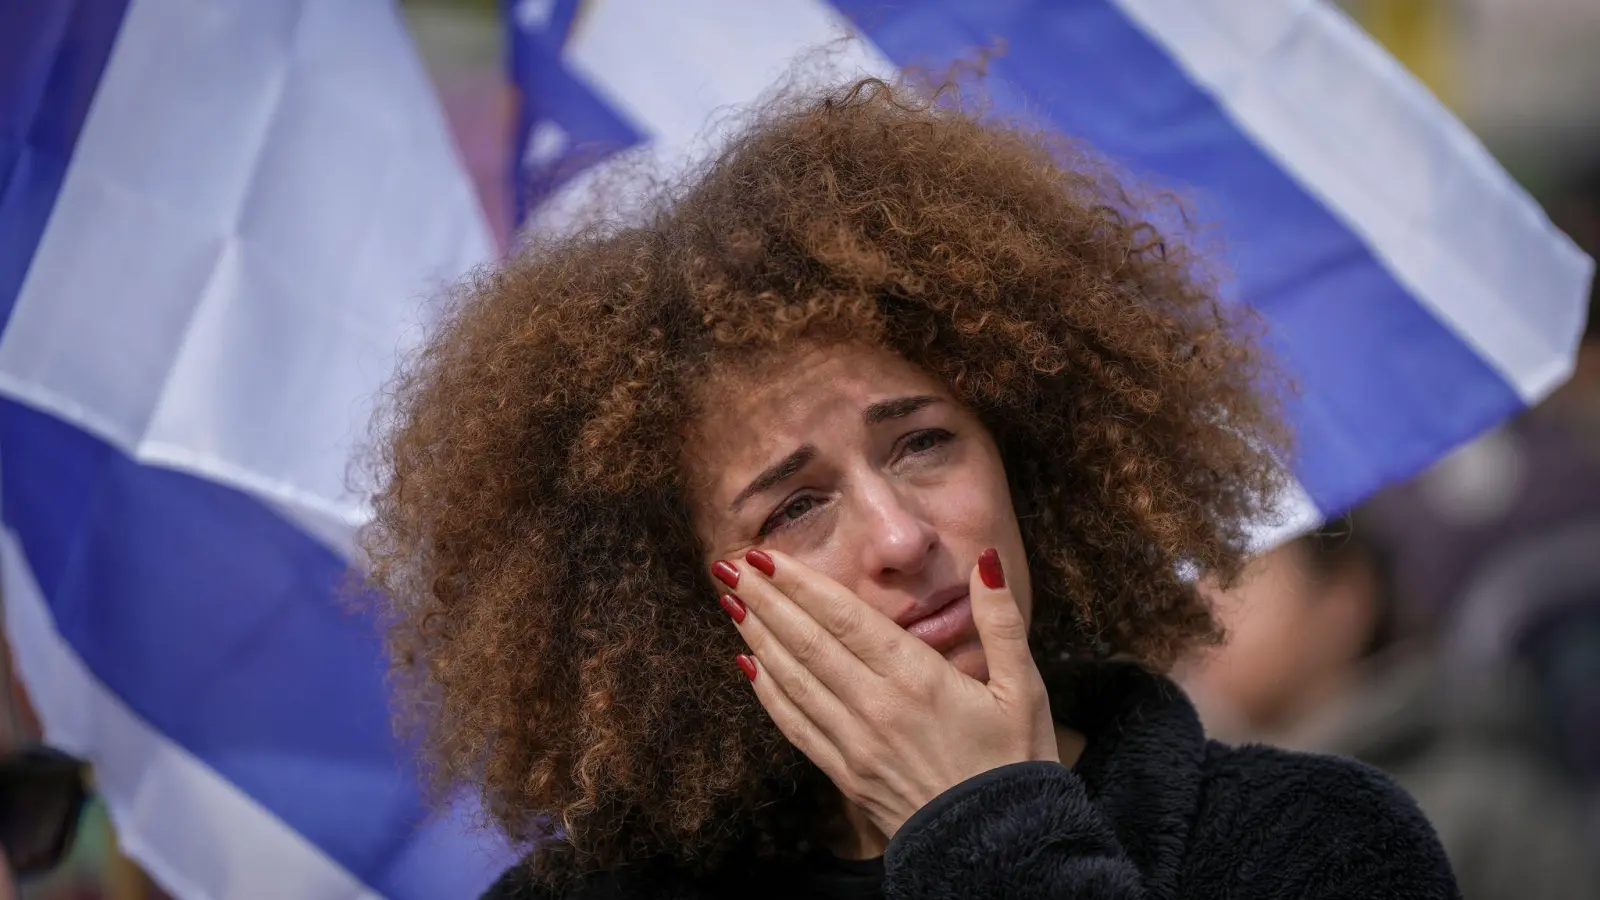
left=687, top=343, right=950, bottom=496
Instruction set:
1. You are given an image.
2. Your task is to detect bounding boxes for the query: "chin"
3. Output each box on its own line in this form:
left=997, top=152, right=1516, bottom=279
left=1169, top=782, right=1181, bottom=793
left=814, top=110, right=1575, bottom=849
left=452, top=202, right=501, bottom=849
left=943, top=640, right=991, bottom=682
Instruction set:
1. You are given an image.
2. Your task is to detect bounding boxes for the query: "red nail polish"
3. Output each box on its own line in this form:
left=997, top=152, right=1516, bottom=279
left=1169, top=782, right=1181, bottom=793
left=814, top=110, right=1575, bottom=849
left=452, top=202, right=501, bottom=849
left=736, top=654, right=758, bottom=682
left=719, top=593, right=747, bottom=624
left=745, top=549, right=775, bottom=577
left=978, top=548, right=1005, bottom=589
left=712, top=560, right=739, bottom=588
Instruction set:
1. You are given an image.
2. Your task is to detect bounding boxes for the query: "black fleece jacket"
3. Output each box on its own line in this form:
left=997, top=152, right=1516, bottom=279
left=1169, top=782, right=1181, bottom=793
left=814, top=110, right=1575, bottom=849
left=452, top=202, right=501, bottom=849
left=484, top=662, right=1461, bottom=899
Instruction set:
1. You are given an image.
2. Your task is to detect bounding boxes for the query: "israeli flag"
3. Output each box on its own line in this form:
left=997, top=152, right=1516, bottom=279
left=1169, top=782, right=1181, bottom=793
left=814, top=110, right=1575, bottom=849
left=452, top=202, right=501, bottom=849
left=0, top=1, right=1589, bottom=900
left=2, top=0, right=510, bottom=897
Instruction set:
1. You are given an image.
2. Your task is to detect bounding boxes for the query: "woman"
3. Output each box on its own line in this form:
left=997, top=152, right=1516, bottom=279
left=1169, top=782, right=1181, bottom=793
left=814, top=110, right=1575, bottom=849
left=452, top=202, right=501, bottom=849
left=363, top=77, right=1459, bottom=899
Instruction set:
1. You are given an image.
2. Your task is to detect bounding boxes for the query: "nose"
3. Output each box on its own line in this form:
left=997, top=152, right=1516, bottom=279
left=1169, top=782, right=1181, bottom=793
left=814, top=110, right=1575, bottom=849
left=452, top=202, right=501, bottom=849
left=852, top=473, right=939, bottom=578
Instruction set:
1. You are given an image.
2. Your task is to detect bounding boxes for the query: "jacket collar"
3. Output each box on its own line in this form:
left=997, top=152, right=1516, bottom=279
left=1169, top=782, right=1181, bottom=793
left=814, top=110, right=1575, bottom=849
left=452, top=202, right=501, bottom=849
left=1045, top=660, right=1206, bottom=900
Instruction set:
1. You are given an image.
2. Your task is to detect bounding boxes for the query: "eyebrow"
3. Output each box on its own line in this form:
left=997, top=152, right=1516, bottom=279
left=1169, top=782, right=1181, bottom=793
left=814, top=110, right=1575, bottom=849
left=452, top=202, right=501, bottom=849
left=727, top=396, right=945, bottom=512
left=863, top=395, right=941, bottom=425
left=730, top=445, right=816, bottom=512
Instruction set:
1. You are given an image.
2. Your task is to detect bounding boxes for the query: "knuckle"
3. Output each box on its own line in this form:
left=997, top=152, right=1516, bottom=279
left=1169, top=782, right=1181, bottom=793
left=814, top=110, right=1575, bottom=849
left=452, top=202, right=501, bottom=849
left=742, top=628, right=773, bottom=657
left=874, top=637, right=908, bottom=673
left=989, top=610, right=1030, bottom=642
left=784, top=671, right=815, bottom=705
left=834, top=771, right=864, bottom=803
left=792, top=627, right=829, bottom=663
left=1014, top=675, right=1046, bottom=706
left=838, top=740, right=883, bottom=781
left=865, top=686, right=916, bottom=733
left=1001, top=671, right=1048, bottom=710
left=900, top=666, right=939, bottom=702
left=769, top=712, right=805, bottom=746
left=832, top=601, right=867, bottom=637
left=860, top=697, right=896, bottom=732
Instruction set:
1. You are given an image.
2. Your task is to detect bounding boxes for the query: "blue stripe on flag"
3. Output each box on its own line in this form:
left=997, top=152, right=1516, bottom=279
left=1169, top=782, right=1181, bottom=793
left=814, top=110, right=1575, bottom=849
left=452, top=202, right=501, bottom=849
left=0, top=397, right=487, bottom=898
left=0, top=0, right=129, bottom=330
left=829, top=0, right=1522, bottom=514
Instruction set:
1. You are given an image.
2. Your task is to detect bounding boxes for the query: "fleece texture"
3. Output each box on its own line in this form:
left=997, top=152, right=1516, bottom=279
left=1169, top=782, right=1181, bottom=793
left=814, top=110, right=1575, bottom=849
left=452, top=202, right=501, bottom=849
left=483, top=662, right=1460, bottom=899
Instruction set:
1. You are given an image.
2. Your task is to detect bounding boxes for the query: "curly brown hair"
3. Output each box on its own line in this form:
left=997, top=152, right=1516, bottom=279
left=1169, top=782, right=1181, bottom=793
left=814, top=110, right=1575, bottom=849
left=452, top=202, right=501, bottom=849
left=361, top=76, right=1290, bottom=885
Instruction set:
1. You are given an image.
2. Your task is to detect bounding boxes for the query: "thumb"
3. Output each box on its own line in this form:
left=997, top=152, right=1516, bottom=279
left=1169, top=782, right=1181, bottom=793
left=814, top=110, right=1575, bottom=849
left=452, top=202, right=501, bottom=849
left=968, top=547, right=1035, bottom=691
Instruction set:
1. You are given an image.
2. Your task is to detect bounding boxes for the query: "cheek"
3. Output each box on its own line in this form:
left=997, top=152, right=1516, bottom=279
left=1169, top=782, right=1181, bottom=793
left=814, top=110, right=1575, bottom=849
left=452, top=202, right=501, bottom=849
left=929, top=445, right=1017, bottom=541
left=923, top=453, right=1033, bottom=611
left=789, top=543, right=857, bottom=587
left=905, top=478, right=1003, bottom=572
left=968, top=449, right=1026, bottom=540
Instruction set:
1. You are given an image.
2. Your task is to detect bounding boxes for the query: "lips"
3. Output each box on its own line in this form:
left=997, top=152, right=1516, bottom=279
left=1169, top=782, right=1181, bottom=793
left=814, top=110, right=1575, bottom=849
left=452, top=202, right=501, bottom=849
left=893, top=584, right=976, bottom=649
left=893, top=584, right=969, bottom=628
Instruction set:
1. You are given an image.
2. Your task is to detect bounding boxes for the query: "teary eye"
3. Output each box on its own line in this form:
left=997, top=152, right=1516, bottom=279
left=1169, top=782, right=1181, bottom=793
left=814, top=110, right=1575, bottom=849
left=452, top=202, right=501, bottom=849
left=901, top=428, right=953, bottom=457
left=759, top=494, right=821, bottom=537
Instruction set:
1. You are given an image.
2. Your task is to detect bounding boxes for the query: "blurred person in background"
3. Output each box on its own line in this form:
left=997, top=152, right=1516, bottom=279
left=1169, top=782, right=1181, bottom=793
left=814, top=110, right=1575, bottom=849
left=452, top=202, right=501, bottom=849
left=1365, top=159, right=1600, bottom=826
left=0, top=628, right=159, bottom=900
left=1181, top=513, right=1598, bottom=900
left=0, top=633, right=85, bottom=899
left=0, top=747, right=88, bottom=900
left=1185, top=160, right=1600, bottom=896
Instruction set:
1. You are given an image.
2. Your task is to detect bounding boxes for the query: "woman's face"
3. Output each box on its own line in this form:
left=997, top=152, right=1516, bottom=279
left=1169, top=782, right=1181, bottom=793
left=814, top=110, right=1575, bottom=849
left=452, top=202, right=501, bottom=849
left=689, top=343, right=1031, bottom=682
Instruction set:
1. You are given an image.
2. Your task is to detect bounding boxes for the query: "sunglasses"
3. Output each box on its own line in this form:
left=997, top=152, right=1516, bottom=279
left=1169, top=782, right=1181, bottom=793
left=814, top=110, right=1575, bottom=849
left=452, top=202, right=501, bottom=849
left=0, top=745, right=87, bottom=879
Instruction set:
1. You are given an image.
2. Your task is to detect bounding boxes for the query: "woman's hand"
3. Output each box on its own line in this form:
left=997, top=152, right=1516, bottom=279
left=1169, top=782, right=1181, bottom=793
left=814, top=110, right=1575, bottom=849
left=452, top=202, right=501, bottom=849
left=710, top=547, right=1060, bottom=840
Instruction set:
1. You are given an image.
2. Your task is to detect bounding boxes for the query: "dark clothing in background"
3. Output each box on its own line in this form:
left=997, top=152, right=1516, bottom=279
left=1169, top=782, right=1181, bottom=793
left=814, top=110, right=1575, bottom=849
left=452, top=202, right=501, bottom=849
left=1270, top=653, right=1599, bottom=900
left=484, top=662, right=1459, bottom=900
left=1367, top=414, right=1600, bottom=844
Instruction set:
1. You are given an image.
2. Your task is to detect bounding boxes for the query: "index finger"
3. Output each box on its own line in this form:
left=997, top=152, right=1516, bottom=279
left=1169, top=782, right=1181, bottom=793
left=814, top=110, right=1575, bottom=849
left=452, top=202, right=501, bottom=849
left=742, top=548, right=936, bottom=677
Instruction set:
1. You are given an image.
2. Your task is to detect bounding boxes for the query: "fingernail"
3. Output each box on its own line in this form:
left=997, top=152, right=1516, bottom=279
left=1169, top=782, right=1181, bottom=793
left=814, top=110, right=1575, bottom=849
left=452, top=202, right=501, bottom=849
left=978, top=548, right=1005, bottom=589
left=745, top=549, right=775, bottom=577
left=712, top=560, right=739, bottom=588
left=719, top=593, right=747, bottom=624
left=736, top=654, right=758, bottom=682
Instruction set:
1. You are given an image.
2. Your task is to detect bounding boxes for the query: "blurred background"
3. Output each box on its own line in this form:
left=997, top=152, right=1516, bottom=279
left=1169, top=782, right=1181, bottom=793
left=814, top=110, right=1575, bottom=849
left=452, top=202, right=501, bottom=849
left=5, top=0, right=1597, bottom=897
